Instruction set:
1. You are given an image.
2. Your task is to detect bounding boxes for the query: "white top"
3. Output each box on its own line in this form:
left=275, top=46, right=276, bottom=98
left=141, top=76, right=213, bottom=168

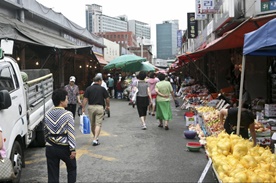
left=91, top=80, right=108, bottom=90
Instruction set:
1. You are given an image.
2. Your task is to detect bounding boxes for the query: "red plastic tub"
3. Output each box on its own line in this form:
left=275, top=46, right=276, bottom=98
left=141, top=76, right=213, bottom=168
left=185, top=112, right=194, bottom=117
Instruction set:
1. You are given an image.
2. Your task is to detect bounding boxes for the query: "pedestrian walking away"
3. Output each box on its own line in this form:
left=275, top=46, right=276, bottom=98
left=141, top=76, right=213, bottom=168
left=146, top=72, right=159, bottom=116
left=135, top=71, right=152, bottom=130
left=64, top=76, right=82, bottom=119
left=155, top=73, right=176, bottom=130
left=116, top=76, right=127, bottom=99
left=107, top=74, right=114, bottom=98
left=168, top=73, right=177, bottom=95
left=82, top=76, right=110, bottom=146
left=91, top=73, right=108, bottom=90
left=113, top=73, right=119, bottom=99
left=44, top=88, right=77, bottom=183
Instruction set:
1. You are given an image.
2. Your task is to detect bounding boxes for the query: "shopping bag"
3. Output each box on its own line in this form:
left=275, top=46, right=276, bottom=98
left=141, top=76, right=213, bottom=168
left=131, top=87, right=139, bottom=104
left=0, top=156, right=15, bottom=181
left=79, top=114, right=91, bottom=134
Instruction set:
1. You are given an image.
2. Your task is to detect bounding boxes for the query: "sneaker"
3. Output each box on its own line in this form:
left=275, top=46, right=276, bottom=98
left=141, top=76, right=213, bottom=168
left=92, top=140, right=100, bottom=146
left=142, top=125, right=147, bottom=130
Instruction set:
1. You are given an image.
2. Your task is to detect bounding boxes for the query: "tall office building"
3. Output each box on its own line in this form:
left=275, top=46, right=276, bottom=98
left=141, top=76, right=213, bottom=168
left=85, top=4, right=152, bottom=61
left=156, top=20, right=179, bottom=59
left=128, top=20, right=150, bottom=44
left=85, top=4, right=128, bottom=33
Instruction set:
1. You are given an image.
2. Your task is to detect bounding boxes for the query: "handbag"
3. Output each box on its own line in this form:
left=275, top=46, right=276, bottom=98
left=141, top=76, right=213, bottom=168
left=0, top=155, right=15, bottom=181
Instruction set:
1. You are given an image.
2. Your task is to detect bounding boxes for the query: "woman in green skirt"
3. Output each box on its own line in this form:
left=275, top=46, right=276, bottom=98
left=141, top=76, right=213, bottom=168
left=155, top=73, right=176, bottom=130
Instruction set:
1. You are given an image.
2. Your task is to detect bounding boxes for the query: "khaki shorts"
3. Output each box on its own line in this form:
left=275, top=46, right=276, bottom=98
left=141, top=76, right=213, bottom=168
left=87, top=105, right=104, bottom=127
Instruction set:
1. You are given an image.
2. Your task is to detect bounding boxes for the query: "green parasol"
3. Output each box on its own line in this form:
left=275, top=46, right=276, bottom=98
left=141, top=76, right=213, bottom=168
left=121, top=61, right=155, bottom=72
left=103, top=54, right=146, bottom=70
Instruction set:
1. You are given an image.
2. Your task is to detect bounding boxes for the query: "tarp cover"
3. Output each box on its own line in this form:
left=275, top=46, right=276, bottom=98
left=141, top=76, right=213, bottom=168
left=243, top=17, right=276, bottom=56
left=0, top=13, right=91, bottom=49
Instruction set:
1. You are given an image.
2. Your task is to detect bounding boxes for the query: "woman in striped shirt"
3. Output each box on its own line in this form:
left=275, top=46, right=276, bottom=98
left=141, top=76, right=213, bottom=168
left=44, top=88, right=77, bottom=183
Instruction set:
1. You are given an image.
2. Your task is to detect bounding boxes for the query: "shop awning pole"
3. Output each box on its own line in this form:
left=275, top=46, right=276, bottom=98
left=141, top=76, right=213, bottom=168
left=186, top=55, right=218, bottom=92
left=237, top=55, right=246, bottom=135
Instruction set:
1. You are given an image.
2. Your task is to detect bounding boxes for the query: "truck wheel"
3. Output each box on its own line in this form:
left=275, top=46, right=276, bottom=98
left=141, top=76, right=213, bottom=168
left=10, top=141, right=23, bottom=183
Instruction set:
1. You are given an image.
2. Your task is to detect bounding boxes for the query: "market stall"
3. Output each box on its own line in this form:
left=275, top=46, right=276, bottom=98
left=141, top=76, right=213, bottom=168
left=237, top=17, right=276, bottom=135
left=188, top=103, right=276, bottom=182
left=195, top=17, right=276, bottom=183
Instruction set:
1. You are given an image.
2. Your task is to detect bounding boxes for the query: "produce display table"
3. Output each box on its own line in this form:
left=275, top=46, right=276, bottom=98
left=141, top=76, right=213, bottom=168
left=205, top=131, right=276, bottom=182
left=190, top=105, right=274, bottom=147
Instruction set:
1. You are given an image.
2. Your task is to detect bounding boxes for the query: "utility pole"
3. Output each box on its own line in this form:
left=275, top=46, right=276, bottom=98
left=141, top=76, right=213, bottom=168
left=140, top=36, right=143, bottom=58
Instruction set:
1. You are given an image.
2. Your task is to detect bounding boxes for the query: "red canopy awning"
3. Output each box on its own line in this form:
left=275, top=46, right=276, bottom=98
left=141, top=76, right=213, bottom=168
left=177, top=14, right=276, bottom=64
left=178, top=51, right=206, bottom=63
left=96, top=55, right=108, bottom=65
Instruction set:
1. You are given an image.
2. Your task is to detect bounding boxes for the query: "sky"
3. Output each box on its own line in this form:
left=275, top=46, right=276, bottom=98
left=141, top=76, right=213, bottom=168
left=36, top=0, right=196, bottom=56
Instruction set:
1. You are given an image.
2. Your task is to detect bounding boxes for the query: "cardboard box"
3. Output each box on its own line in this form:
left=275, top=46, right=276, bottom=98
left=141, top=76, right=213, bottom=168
left=256, top=137, right=271, bottom=145
left=185, top=116, right=196, bottom=127
left=265, top=104, right=276, bottom=110
left=264, top=111, right=276, bottom=117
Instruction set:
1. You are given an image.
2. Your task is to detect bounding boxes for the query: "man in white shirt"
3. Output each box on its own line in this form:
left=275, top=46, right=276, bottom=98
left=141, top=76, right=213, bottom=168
left=91, top=73, right=108, bottom=90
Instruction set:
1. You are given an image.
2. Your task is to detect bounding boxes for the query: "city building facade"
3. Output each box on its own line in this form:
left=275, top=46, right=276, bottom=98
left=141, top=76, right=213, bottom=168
left=102, top=38, right=120, bottom=63
left=156, top=20, right=179, bottom=60
left=96, top=31, right=137, bottom=48
left=128, top=20, right=151, bottom=42
left=86, top=4, right=153, bottom=62
left=86, top=4, right=128, bottom=33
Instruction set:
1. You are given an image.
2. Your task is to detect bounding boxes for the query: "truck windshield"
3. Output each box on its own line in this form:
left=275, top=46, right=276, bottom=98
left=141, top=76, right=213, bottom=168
left=0, top=62, right=17, bottom=92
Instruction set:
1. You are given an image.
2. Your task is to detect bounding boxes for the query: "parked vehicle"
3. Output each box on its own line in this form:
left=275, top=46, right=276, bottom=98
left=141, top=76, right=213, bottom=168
left=0, top=48, right=54, bottom=182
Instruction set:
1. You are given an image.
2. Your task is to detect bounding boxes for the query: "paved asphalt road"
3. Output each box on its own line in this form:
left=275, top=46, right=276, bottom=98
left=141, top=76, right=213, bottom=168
left=21, top=98, right=218, bottom=183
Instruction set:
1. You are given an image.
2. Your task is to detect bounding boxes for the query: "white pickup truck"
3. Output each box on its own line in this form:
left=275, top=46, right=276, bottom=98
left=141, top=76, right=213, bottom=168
left=0, top=48, right=54, bottom=182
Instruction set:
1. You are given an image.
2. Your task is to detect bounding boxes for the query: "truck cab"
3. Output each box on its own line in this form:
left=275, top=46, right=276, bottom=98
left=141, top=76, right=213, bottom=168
left=0, top=48, right=54, bottom=182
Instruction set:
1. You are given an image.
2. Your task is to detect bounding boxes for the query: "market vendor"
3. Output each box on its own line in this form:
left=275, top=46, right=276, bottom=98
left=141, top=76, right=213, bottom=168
left=219, top=103, right=256, bottom=146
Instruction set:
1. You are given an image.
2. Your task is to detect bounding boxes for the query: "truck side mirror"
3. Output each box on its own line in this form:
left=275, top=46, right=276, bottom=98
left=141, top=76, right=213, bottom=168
left=0, top=90, right=12, bottom=110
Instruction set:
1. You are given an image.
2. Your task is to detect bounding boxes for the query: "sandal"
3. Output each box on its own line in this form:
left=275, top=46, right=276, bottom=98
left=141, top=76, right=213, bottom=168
left=165, top=126, right=169, bottom=130
left=152, top=113, right=155, bottom=116
left=158, top=124, right=163, bottom=128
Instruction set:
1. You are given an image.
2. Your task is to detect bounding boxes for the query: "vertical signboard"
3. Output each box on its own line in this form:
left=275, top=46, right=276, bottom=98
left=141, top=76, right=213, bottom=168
left=177, top=30, right=183, bottom=48
left=187, top=13, right=198, bottom=39
left=195, top=0, right=207, bottom=20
